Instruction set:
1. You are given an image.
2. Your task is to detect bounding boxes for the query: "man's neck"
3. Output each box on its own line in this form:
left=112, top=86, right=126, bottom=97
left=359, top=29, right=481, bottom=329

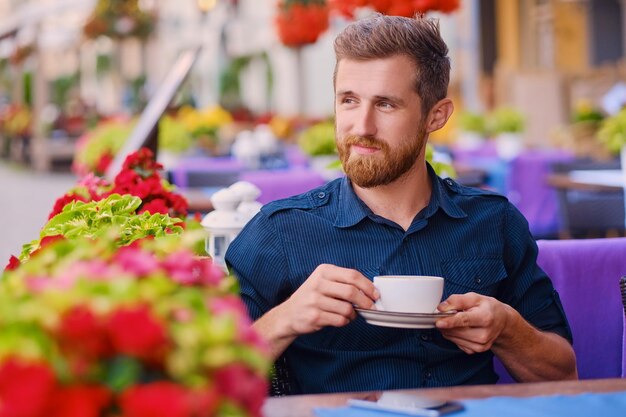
left=352, top=162, right=432, bottom=231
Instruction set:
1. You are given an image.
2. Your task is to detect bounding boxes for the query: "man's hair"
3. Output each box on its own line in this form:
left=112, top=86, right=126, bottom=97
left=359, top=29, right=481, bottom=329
left=334, top=14, right=450, bottom=117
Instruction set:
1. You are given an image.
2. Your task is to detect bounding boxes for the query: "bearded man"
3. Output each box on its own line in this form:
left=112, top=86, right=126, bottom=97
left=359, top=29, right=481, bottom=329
left=225, top=14, right=577, bottom=395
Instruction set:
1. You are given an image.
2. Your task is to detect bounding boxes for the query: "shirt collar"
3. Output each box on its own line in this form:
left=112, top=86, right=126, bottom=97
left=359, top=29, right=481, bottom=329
left=334, top=163, right=466, bottom=228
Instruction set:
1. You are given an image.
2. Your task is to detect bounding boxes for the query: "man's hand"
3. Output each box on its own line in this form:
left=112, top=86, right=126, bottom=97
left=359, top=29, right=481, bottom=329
left=280, top=264, right=379, bottom=335
left=435, top=292, right=577, bottom=382
left=253, top=264, right=378, bottom=359
left=435, top=292, right=511, bottom=355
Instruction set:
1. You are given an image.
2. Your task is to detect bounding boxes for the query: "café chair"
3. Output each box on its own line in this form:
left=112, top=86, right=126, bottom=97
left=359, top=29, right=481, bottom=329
left=621, top=276, right=626, bottom=318
left=270, top=355, right=294, bottom=396
left=621, top=276, right=626, bottom=377
left=550, top=159, right=624, bottom=238
left=497, top=238, right=626, bottom=382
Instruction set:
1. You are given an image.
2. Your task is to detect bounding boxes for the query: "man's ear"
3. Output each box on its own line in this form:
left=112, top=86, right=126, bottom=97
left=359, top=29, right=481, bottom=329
left=425, top=98, right=454, bottom=134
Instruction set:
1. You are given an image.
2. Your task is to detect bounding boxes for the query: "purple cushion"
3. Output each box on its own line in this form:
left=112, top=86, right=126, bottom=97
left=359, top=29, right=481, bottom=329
left=496, top=238, right=626, bottom=382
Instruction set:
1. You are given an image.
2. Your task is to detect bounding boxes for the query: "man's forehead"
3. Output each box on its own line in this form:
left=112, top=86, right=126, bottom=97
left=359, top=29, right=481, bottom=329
left=335, top=56, right=418, bottom=95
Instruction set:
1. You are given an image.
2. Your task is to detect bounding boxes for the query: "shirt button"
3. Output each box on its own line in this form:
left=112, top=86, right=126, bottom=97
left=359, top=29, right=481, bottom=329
left=425, top=371, right=432, bottom=379
left=445, top=178, right=454, bottom=186
left=420, top=333, right=430, bottom=341
left=317, top=192, right=326, bottom=199
left=475, top=277, right=482, bottom=284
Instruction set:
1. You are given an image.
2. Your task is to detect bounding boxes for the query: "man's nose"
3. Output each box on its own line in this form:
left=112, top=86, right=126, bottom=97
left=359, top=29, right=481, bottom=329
left=351, top=106, right=377, bottom=138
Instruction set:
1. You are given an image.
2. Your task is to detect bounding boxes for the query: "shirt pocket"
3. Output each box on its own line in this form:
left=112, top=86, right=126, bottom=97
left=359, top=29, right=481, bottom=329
left=441, top=257, right=507, bottom=299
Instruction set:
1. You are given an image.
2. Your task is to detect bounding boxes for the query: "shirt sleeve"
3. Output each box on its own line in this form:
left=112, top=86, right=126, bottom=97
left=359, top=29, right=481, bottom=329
left=499, top=203, right=573, bottom=344
left=224, top=211, right=292, bottom=321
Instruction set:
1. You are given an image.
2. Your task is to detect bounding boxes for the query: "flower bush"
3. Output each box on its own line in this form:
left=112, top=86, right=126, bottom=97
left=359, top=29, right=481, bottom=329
left=0, top=232, right=270, bottom=417
left=14, top=148, right=189, bottom=267
left=73, top=119, right=134, bottom=177
left=330, top=0, right=461, bottom=19
left=83, top=0, right=156, bottom=40
left=276, top=0, right=330, bottom=47
left=1, top=147, right=271, bottom=417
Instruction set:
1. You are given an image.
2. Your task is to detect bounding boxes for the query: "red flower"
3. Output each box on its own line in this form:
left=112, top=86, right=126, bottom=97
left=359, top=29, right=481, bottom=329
left=4, top=255, right=20, bottom=272
left=49, top=193, right=89, bottom=219
left=106, top=305, right=169, bottom=363
left=0, top=358, right=57, bottom=417
left=276, top=2, right=330, bottom=47
left=95, top=152, right=114, bottom=176
left=119, top=382, right=190, bottom=417
left=29, top=235, right=66, bottom=259
left=139, top=198, right=169, bottom=216
left=186, top=389, right=219, bottom=417
left=48, top=385, right=111, bottom=417
left=214, top=364, right=268, bottom=417
left=57, top=306, right=112, bottom=364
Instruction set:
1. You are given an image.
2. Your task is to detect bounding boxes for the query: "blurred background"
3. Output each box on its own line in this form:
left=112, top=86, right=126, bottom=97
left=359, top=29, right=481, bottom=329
left=1, top=0, right=626, bottom=264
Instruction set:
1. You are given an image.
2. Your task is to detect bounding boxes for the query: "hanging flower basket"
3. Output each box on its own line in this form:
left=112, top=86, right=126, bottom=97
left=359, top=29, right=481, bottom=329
left=275, top=0, right=330, bottom=47
left=329, top=0, right=460, bottom=18
left=83, top=0, right=156, bottom=40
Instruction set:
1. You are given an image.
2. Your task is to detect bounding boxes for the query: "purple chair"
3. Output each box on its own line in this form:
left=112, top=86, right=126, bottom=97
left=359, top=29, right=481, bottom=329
left=496, top=238, right=626, bottom=382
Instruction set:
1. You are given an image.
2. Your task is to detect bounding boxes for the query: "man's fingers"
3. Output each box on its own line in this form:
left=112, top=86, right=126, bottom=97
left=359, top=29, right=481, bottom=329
left=317, top=265, right=379, bottom=301
left=322, top=281, right=377, bottom=309
left=316, top=297, right=359, bottom=319
left=438, top=292, right=481, bottom=312
left=436, top=310, right=473, bottom=329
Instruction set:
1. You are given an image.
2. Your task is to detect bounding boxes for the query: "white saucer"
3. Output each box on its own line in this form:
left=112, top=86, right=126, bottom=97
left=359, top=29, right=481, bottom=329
left=355, top=307, right=456, bottom=329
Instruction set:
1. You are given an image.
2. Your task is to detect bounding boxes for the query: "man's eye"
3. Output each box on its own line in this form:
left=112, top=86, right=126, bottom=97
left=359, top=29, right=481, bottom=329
left=342, top=97, right=356, bottom=104
left=378, top=102, right=394, bottom=109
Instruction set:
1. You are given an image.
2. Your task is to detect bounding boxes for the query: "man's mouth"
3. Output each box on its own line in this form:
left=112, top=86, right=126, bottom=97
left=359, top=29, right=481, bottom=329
left=351, top=144, right=380, bottom=155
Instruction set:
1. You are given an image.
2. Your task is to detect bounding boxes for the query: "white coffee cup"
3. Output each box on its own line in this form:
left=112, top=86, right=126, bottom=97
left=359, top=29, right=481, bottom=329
left=373, top=275, right=444, bottom=313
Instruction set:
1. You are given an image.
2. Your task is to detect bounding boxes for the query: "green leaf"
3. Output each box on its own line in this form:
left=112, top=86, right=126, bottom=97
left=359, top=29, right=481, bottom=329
left=104, top=356, right=142, bottom=392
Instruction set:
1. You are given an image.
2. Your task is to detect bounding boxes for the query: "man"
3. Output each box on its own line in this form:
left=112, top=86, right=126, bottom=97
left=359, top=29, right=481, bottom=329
left=225, top=14, right=577, bottom=394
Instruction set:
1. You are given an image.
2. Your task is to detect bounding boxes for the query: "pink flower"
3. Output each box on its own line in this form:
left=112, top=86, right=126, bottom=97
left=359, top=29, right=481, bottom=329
left=162, top=252, right=223, bottom=286
left=214, top=364, right=268, bottom=417
left=26, top=275, right=56, bottom=293
left=63, top=260, right=118, bottom=283
left=210, top=296, right=268, bottom=350
left=114, top=247, right=159, bottom=277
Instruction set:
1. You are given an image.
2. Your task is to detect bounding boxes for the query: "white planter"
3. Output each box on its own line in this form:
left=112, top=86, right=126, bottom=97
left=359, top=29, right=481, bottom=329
left=157, top=150, right=182, bottom=171
left=310, top=155, right=342, bottom=180
left=495, top=133, right=523, bottom=161
left=456, top=131, right=485, bottom=150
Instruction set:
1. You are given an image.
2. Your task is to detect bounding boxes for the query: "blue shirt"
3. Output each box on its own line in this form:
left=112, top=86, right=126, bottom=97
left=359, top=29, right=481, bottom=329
left=225, top=165, right=572, bottom=394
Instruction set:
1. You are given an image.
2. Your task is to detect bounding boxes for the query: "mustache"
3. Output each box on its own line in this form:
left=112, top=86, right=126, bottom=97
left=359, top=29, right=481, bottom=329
left=341, top=135, right=389, bottom=150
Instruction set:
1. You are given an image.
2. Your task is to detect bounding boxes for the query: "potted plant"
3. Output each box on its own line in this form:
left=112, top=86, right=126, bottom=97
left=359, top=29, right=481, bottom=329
left=456, top=111, right=488, bottom=150
left=597, top=108, right=626, bottom=172
left=298, top=120, right=341, bottom=179
left=489, top=107, right=525, bottom=160
left=1, top=232, right=270, bottom=417
left=2, top=146, right=271, bottom=416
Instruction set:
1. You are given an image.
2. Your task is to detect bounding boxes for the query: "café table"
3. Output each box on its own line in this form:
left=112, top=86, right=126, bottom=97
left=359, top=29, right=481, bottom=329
left=548, top=169, right=624, bottom=192
left=263, top=378, right=626, bottom=417
left=451, top=143, right=575, bottom=238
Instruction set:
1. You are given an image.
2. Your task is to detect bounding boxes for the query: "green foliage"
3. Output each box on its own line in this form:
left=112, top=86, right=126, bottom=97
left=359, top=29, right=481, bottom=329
left=51, top=73, right=80, bottom=108
left=20, top=194, right=183, bottom=261
left=597, top=108, right=626, bottom=154
left=426, top=143, right=456, bottom=178
left=489, top=107, right=525, bottom=134
left=458, top=111, right=487, bottom=134
left=298, top=121, right=336, bottom=156
left=158, top=115, right=194, bottom=154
